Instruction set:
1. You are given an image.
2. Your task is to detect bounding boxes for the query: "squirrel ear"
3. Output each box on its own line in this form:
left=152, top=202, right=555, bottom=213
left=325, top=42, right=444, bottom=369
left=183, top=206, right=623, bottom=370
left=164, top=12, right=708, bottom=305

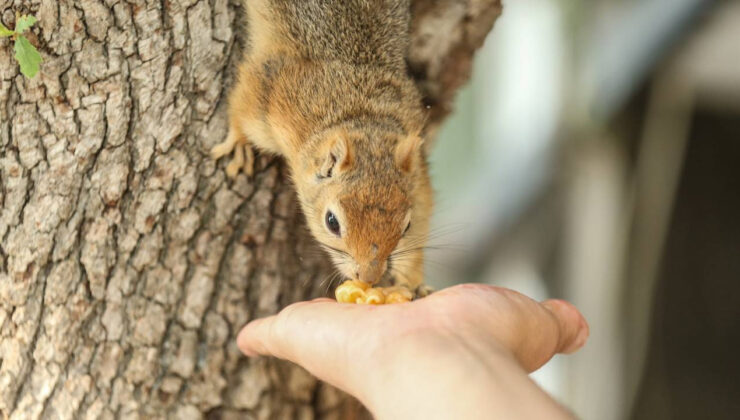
left=319, top=131, right=353, bottom=178
left=395, top=133, right=423, bottom=173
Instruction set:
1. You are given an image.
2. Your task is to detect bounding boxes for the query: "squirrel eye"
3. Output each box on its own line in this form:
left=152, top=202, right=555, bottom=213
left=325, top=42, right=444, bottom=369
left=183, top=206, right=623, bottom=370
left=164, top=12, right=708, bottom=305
left=325, top=211, right=341, bottom=237
left=403, top=222, right=411, bottom=236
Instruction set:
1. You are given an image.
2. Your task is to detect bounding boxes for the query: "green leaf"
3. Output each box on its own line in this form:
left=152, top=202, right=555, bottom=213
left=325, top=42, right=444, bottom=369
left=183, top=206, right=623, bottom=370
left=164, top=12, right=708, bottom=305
left=0, top=22, right=13, bottom=37
left=15, top=15, right=37, bottom=34
left=14, top=35, right=42, bottom=78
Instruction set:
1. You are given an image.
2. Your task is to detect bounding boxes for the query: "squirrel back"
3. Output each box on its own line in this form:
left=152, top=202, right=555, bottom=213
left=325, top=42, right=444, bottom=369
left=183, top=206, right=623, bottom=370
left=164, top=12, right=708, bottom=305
left=247, top=0, right=411, bottom=69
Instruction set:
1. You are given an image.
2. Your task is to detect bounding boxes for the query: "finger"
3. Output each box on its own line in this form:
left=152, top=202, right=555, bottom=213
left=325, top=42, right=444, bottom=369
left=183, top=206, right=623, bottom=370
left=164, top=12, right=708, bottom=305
left=236, top=300, right=387, bottom=396
left=237, top=315, right=277, bottom=357
left=541, top=299, right=589, bottom=354
left=236, top=299, right=331, bottom=356
left=236, top=300, right=371, bottom=364
left=237, top=300, right=324, bottom=359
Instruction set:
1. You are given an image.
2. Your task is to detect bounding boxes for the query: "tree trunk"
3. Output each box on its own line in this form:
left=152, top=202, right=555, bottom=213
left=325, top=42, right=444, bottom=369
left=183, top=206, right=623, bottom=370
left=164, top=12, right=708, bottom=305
left=0, top=0, right=500, bottom=418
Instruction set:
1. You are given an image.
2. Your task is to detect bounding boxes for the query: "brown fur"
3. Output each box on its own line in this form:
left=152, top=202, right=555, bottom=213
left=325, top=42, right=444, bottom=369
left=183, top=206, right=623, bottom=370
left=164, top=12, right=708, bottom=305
left=212, top=0, right=433, bottom=291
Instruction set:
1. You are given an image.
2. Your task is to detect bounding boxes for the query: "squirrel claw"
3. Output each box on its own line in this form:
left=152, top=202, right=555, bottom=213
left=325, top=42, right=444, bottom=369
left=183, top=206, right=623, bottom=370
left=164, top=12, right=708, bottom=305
left=225, top=159, right=241, bottom=178
left=243, top=144, right=255, bottom=177
left=414, top=284, right=435, bottom=299
left=225, top=140, right=245, bottom=178
left=213, top=131, right=255, bottom=179
left=211, top=134, right=238, bottom=160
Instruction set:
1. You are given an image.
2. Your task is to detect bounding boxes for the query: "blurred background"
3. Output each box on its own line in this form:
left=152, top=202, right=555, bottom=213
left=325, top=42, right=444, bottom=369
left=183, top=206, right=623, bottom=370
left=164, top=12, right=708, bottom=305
left=425, top=0, right=739, bottom=418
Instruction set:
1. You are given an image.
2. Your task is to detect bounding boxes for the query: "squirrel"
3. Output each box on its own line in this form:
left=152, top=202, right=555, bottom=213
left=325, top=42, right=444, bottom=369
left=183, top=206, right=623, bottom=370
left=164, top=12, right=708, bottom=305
left=211, top=0, right=433, bottom=296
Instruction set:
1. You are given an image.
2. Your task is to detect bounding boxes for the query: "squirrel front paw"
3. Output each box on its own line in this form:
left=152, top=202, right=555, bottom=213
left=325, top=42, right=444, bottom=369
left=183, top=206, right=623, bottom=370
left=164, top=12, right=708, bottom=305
left=211, top=131, right=255, bottom=178
left=414, top=284, right=435, bottom=299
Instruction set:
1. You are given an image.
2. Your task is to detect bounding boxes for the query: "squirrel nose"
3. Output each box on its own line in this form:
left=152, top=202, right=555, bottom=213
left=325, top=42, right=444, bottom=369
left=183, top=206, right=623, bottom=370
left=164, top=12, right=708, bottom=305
left=357, top=271, right=379, bottom=285
left=357, top=258, right=386, bottom=285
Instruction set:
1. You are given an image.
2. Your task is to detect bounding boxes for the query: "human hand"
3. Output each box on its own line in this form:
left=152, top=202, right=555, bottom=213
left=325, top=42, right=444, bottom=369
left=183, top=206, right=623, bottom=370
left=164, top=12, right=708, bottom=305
left=237, top=284, right=589, bottom=419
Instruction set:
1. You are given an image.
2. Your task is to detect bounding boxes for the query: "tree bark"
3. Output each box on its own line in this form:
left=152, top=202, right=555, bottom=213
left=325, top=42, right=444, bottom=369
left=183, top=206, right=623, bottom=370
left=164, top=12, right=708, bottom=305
left=0, top=0, right=500, bottom=418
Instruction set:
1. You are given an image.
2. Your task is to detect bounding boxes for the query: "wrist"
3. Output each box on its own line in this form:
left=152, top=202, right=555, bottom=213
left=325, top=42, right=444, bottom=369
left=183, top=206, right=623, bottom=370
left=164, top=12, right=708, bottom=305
left=358, top=332, right=505, bottom=419
left=359, top=332, right=573, bottom=420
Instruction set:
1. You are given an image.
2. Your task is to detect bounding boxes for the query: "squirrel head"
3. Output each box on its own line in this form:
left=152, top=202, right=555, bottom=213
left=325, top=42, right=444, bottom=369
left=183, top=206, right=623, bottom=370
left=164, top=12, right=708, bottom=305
left=295, top=127, right=424, bottom=286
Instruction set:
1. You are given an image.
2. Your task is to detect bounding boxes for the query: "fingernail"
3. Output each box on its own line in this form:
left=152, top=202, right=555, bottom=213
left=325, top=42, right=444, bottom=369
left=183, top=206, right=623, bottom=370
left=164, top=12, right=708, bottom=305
left=567, top=316, right=590, bottom=353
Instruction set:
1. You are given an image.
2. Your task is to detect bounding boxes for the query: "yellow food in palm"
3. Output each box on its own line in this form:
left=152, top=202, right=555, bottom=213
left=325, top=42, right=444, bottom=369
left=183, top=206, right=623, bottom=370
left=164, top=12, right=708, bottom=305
left=335, top=280, right=369, bottom=303
left=385, top=291, right=411, bottom=304
left=335, top=280, right=413, bottom=304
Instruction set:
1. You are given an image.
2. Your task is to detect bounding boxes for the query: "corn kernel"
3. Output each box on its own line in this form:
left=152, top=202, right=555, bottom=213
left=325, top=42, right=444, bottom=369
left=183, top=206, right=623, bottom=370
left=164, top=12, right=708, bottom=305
left=385, top=291, right=411, bottom=304
left=335, top=280, right=414, bottom=305
left=335, top=281, right=367, bottom=303
left=362, top=289, right=385, bottom=305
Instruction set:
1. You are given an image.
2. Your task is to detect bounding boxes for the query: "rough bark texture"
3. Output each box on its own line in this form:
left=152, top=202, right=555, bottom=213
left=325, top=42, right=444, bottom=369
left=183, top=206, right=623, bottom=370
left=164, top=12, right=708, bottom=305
left=0, top=0, right=500, bottom=418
